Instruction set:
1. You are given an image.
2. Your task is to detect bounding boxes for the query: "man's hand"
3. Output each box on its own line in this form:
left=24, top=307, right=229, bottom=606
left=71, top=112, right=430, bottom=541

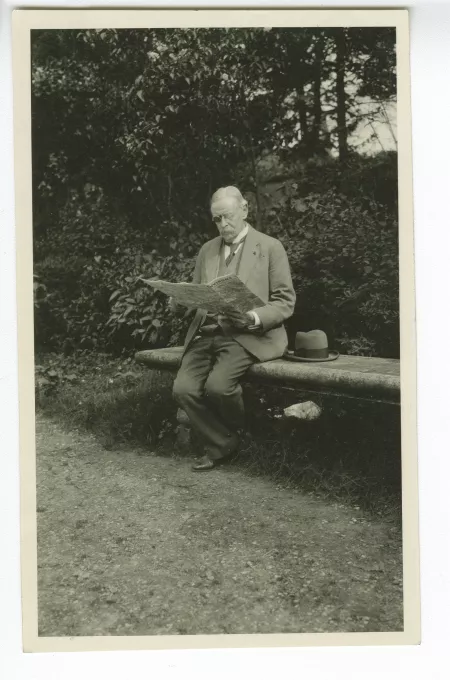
left=168, top=297, right=191, bottom=315
left=167, top=296, right=179, bottom=313
left=219, top=311, right=256, bottom=329
left=168, top=297, right=196, bottom=317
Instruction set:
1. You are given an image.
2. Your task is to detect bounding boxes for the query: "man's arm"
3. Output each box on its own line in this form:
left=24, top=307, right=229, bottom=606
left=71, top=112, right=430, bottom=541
left=252, top=239, right=296, bottom=331
left=223, top=240, right=295, bottom=331
left=223, top=308, right=260, bottom=330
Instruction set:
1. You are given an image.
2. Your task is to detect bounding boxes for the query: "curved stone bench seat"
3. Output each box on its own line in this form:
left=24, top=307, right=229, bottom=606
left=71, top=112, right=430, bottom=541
left=135, top=347, right=400, bottom=405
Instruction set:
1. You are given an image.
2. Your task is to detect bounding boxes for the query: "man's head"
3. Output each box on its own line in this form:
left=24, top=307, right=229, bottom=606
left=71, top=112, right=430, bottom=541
left=210, top=186, right=248, bottom=244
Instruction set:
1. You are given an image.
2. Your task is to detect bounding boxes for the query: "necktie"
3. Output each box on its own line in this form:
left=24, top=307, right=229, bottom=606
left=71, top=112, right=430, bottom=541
left=225, top=236, right=246, bottom=267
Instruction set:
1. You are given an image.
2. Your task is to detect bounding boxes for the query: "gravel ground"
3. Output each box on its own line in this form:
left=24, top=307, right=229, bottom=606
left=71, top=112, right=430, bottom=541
left=36, top=414, right=403, bottom=636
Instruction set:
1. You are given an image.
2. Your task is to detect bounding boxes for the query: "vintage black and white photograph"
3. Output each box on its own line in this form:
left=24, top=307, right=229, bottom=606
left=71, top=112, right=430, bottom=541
left=14, top=9, right=418, bottom=648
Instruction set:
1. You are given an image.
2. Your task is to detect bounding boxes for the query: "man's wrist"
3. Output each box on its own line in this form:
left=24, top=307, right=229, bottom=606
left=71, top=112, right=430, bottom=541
left=248, top=310, right=261, bottom=328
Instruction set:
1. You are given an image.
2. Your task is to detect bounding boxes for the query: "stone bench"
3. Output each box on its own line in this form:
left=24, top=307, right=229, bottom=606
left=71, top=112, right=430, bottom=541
left=135, top=347, right=400, bottom=406
left=136, top=347, right=400, bottom=440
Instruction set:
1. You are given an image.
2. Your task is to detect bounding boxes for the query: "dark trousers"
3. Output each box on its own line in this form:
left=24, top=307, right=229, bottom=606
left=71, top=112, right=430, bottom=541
left=173, top=334, right=256, bottom=460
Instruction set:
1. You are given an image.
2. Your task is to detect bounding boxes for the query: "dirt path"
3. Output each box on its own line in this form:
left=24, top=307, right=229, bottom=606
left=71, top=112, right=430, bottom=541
left=36, top=414, right=403, bottom=636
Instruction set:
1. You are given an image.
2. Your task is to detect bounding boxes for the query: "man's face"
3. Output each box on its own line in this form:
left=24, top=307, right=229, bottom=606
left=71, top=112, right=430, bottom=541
left=211, top=196, right=247, bottom=244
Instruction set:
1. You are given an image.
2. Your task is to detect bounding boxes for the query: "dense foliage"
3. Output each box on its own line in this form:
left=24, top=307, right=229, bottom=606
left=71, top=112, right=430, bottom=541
left=32, top=27, right=399, bottom=358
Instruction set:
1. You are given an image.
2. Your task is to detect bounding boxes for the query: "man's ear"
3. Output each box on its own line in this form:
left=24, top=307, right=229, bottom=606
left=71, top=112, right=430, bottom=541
left=242, top=200, right=248, bottom=219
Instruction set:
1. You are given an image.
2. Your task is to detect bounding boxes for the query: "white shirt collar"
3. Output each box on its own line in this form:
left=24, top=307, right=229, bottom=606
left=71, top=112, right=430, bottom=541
left=231, top=223, right=249, bottom=244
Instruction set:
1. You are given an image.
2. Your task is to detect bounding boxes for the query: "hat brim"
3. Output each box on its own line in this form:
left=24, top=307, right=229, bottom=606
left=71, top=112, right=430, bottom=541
left=283, top=350, right=340, bottom=363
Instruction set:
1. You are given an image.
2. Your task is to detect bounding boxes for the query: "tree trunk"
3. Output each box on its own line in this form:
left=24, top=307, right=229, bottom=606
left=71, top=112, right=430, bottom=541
left=244, top=101, right=262, bottom=229
left=248, top=133, right=262, bottom=230
left=167, top=173, right=173, bottom=220
left=335, top=29, right=348, bottom=162
left=241, top=94, right=262, bottom=229
left=298, top=86, right=308, bottom=146
left=310, top=34, right=324, bottom=153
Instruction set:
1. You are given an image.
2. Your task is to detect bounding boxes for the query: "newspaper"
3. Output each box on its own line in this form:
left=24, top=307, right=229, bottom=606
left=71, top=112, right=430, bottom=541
left=141, top=273, right=264, bottom=316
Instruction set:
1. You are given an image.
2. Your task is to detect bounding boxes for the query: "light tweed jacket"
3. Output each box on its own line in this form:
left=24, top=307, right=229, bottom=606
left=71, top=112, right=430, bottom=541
left=183, top=225, right=296, bottom=362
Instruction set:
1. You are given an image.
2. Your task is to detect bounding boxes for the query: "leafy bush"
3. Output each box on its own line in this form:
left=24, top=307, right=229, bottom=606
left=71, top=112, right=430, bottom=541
left=263, top=187, right=399, bottom=357
left=34, top=249, right=197, bottom=354
left=34, top=155, right=399, bottom=358
left=105, top=249, right=195, bottom=352
left=33, top=188, right=202, bottom=353
left=280, top=151, right=398, bottom=212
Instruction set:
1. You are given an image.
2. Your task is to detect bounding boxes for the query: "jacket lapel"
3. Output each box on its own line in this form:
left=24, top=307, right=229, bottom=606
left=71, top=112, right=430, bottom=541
left=238, top=225, right=260, bottom=284
left=204, top=237, right=222, bottom=283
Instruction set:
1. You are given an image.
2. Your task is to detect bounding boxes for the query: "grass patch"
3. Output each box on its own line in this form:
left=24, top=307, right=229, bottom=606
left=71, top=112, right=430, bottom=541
left=242, top=386, right=401, bottom=516
left=36, top=351, right=177, bottom=448
left=36, top=351, right=402, bottom=516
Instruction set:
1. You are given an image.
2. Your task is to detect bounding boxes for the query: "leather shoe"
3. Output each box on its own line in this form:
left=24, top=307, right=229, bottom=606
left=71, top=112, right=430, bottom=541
left=192, top=455, right=216, bottom=471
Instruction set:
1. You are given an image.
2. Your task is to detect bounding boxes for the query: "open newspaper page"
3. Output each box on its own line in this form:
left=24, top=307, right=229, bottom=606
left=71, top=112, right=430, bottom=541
left=142, top=274, right=264, bottom=316
left=209, top=274, right=264, bottom=314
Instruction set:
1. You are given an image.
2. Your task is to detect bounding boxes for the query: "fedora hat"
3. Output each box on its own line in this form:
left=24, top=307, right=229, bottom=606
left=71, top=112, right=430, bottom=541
left=284, top=330, right=339, bottom=363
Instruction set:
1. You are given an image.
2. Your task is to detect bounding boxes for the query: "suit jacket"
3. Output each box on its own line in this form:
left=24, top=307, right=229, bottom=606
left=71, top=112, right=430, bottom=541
left=183, top=225, right=296, bottom=362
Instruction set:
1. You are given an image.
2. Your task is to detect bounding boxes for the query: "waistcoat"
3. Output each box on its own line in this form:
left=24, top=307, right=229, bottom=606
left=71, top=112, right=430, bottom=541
left=217, top=240, right=245, bottom=277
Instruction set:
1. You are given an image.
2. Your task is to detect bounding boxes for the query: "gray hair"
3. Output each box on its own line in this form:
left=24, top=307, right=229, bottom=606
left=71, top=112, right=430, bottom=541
left=211, top=186, right=246, bottom=207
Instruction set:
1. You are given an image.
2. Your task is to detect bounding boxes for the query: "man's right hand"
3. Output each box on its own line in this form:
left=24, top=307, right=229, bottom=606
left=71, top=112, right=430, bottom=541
left=168, top=298, right=194, bottom=317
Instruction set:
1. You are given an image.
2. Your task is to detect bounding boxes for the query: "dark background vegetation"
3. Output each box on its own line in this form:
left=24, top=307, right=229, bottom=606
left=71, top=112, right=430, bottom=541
left=32, top=27, right=399, bottom=359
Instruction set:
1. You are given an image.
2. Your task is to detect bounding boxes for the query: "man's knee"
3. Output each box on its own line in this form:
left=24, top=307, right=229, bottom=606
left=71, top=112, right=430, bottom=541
left=204, top=373, right=239, bottom=400
left=173, top=373, right=202, bottom=402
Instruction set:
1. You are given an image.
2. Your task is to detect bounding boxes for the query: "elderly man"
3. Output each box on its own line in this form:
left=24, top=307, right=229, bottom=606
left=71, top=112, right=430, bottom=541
left=172, top=186, right=295, bottom=471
